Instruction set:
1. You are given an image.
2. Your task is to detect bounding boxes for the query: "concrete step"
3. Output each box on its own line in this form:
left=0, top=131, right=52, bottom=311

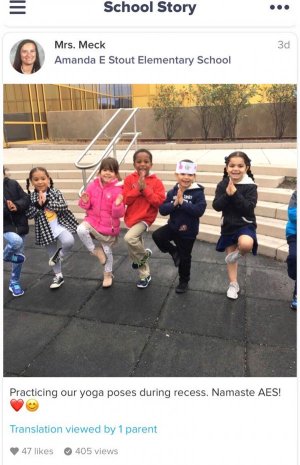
left=253, top=200, right=287, bottom=220
left=256, top=187, right=293, bottom=204
left=7, top=162, right=297, bottom=178
left=256, top=215, right=286, bottom=240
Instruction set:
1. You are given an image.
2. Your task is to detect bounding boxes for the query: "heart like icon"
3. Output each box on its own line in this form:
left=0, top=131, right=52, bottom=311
left=10, top=448, right=19, bottom=456
left=10, top=399, right=24, bottom=412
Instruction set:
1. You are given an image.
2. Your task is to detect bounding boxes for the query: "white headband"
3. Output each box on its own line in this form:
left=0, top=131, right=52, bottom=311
left=176, top=161, right=197, bottom=174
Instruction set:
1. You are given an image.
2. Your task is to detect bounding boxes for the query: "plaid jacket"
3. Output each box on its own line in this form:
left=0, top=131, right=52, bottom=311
left=26, top=188, right=78, bottom=246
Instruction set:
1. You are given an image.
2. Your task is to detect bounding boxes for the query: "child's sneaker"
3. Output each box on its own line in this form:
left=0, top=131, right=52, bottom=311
left=102, top=272, right=113, bottom=288
left=175, top=281, right=188, bottom=293
left=50, top=275, right=64, bottom=289
left=227, top=282, right=240, bottom=299
left=290, top=296, right=297, bottom=310
left=136, top=275, right=151, bottom=288
left=132, top=249, right=152, bottom=269
left=4, top=253, right=25, bottom=264
left=49, top=248, right=62, bottom=266
left=225, top=250, right=242, bottom=264
left=9, top=282, right=24, bottom=297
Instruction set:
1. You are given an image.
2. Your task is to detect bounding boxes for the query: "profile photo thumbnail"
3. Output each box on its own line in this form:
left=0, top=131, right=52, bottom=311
left=10, top=39, right=45, bottom=74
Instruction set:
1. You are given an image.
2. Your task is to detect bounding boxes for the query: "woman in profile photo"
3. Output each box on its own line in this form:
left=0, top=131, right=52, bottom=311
left=13, top=39, right=41, bottom=74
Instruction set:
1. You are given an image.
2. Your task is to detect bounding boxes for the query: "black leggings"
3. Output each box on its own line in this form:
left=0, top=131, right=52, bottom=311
left=287, top=235, right=297, bottom=297
left=152, top=225, right=195, bottom=283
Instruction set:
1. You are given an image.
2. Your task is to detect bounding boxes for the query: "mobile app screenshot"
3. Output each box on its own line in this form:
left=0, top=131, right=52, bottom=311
left=1, top=1, right=297, bottom=464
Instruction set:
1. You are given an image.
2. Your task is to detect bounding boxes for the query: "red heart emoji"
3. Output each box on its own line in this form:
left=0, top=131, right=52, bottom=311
left=10, top=399, right=24, bottom=412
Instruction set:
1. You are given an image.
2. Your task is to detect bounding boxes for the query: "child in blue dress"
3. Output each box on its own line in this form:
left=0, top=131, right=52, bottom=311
left=213, top=151, right=258, bottom=299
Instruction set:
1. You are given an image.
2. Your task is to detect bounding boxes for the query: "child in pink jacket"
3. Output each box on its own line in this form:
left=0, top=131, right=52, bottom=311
left=77, top=157, right=124, bottom=288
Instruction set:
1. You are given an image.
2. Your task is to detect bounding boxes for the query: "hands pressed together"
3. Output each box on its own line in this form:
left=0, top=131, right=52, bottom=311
left=226, top=178, right=237, bottom=196
left=138, top=170, right=146, bottom=191
left=38, top=191, right=47, bottom=206
left=173, top=188, right=184, bottom=206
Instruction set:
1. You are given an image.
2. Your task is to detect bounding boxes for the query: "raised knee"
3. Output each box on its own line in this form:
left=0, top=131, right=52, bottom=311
left=238, top=236, right=253, bottom=253
left=12, top=234, right=23, bottom=249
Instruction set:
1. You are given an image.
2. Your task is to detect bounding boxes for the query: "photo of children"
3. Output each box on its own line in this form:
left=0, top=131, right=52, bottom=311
left=3, top=83, right=297, bottom=378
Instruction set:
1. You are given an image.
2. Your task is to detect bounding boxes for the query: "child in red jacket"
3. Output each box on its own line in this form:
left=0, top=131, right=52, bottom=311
left=123, top=149, right=165, bottom=288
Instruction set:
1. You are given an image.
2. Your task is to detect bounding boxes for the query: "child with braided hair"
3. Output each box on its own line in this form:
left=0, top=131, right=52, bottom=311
left=26, top=167, right=78, bottom=289
left=212, top=151, right=258, bottom=299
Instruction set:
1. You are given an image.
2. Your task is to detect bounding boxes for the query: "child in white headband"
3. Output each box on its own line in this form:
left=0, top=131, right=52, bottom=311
left=152, top=159, right=206, bottom=293
left=176, top=160, right=197, bottom=175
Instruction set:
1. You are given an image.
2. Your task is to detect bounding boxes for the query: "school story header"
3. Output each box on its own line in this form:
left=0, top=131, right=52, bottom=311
left=103, top=1, right=197, bottom=15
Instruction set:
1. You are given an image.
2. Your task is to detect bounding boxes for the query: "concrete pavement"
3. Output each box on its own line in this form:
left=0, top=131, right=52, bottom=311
left=3, top=145, right=298, bottom=168
left=3, top=228, right=296, bottom=377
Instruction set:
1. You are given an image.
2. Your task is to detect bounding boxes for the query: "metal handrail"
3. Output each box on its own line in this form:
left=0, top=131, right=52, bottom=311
left=75, top=108, right=140, bottom=195
left=75, top=108, right=123, bottom=169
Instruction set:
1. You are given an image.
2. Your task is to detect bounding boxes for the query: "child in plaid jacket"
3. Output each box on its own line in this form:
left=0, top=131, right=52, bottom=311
left=26, top=166, right=78, bottom=289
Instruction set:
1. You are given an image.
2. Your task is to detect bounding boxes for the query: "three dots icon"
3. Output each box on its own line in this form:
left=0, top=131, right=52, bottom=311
left=270, top=4, right=290, bottom=9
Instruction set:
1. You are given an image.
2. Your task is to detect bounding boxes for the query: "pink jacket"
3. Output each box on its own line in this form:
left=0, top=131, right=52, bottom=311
left=78, top=178, right=124, bottom=236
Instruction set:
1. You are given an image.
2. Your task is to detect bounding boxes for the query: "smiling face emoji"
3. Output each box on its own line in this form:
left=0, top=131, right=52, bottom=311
left=26, top=399, right=39, bottom=412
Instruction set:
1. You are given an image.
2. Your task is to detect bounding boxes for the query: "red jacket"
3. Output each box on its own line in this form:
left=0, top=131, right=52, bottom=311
left=123, top=171, right=165, bottom=227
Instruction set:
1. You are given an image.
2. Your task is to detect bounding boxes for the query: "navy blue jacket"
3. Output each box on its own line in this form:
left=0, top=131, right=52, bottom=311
left=159, top=183, right=206, bottom=239
left=3, top=177, right=30, bottom=235
left=212, top=177, right=257, bottom=235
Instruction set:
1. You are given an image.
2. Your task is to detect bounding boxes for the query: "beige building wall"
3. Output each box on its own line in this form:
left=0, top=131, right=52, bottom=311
left=47, top=104, right=296, bottom=140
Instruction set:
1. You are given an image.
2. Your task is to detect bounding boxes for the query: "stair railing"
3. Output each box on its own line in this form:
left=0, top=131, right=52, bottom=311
left=75, top=108, right=140, bottom=195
